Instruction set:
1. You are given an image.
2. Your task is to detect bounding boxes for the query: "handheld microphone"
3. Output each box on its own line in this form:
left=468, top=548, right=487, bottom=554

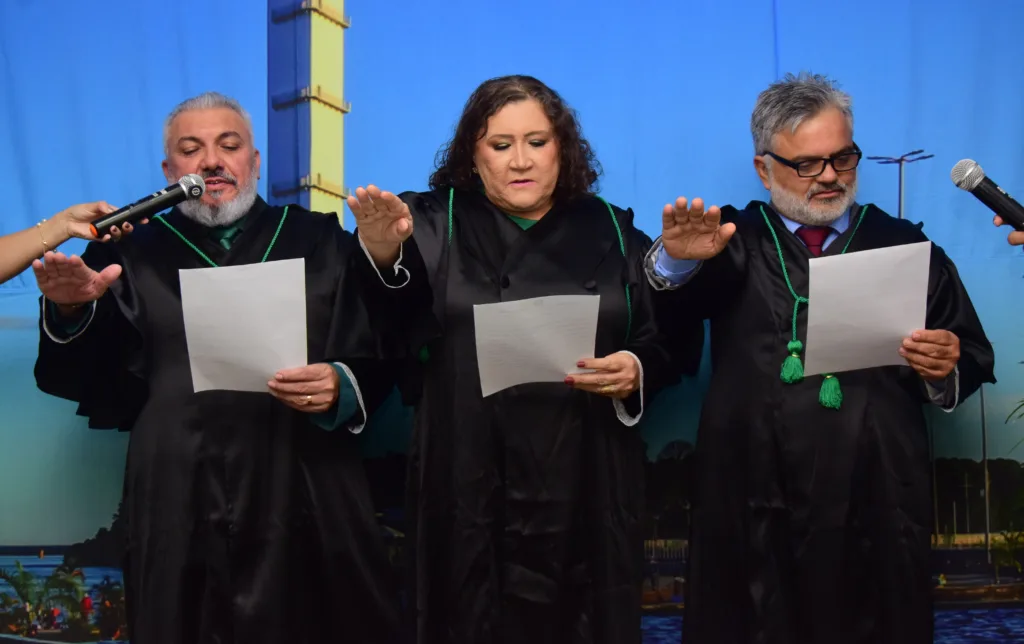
left=89, top=174, right=206, bottom=238
left=950, top=159, right=1024, bottom=232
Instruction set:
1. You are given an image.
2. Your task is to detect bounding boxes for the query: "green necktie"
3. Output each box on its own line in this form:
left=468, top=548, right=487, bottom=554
left=209, top=223, right=244, bottom=250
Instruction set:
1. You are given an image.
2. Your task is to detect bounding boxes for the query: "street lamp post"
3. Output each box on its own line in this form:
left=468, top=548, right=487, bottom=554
left=866, top=150, right=935, bottom=219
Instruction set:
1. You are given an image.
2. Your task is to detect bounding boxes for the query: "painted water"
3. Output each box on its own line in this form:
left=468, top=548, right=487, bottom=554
left=2, top=556, right=1022, bottom=642
left=640, top=611, right=1024, bottom=643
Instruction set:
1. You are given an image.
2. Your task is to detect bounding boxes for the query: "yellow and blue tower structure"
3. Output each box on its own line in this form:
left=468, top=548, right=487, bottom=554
left=266, top=0, right=350, bottom=225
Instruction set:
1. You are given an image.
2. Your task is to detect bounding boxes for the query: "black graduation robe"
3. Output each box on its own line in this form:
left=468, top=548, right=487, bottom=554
left=34, top=197, right=402, bottom=644
left=653, top=200, right=996, bottom=644
left=361, top=188, right=687, bottom=644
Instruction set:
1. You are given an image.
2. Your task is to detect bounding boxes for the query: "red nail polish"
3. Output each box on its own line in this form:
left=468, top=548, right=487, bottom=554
left=576, top=361, right=585, bottom=368
left=564, top=377, right=574, bottom=385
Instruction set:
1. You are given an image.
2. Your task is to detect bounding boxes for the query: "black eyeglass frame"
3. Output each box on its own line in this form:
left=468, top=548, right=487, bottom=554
left=760, top=143, right=863, bottom=178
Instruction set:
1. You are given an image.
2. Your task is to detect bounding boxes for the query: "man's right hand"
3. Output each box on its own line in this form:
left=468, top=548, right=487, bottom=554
left=347, top=185, right=413, bottom=267
left=661, top=196, right=736, bottom=260
left=32, top=251, right=122, bottom=312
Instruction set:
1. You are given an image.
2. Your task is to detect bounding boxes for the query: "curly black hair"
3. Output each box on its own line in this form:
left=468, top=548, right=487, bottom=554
left=429, top=75, right=602, bottom=202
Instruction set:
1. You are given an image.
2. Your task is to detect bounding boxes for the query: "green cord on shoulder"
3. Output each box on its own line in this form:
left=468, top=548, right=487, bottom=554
left=760, top=204, right=867, bottom=410
left=154, top=206, right=290, bottom=268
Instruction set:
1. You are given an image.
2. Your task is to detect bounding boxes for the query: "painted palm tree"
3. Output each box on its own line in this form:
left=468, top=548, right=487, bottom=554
left=1004, top=399, right=1024, bottom=455
left=90, top=576, right=128, bottom=641
left=0, top=560, right=88, bottom=636
left=1009, top=399, right=1024, bottom=424
left=991, top=485, right=1024, bottom=584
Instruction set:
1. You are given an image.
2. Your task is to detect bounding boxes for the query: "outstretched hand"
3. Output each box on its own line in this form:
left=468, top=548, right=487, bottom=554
left=661, top=196, right=736, bottom=260
left=348, top=185, right=412, bottom=266
left=32, top=251, right=121, bottom=306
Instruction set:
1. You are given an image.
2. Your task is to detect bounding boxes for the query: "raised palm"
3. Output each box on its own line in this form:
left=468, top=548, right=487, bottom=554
left=661, top=196, right=736, bottom=260
left=347, top=185, right=413, bottom=246
left=31, top=252, right=122, bottom=305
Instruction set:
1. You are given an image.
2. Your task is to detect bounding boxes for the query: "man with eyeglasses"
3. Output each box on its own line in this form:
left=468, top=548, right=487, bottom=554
left=646, top=73, right=995, bottom=644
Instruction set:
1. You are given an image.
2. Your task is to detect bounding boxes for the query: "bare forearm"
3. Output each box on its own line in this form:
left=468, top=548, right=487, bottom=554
left=0, top=218, right=68, bottom=284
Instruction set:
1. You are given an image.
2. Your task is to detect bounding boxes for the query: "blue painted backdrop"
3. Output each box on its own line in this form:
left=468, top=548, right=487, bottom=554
left=1, top=0, right=1022, bottom=551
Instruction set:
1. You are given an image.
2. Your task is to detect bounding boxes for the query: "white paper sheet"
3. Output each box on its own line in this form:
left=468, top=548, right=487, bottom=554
left=179, top=258, right=308, bottom=392
left=803, top=241, right=931, bottom=377
left=473, top=294, right=600, bottom=397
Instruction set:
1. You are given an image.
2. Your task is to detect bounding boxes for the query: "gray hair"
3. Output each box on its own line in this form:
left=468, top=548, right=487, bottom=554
left=750, top=72, right=853, bottom=155
left=162, top=91, right=254, bottom=156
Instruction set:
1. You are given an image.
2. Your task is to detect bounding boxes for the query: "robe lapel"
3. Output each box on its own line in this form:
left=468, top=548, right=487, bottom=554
left=218, top=199, right=279, bottom=266
left=507, top=196, right=616, bottom=291
left=449, top=191, right=515, bottom=291
left=159, top=198, right=277, bottom=268
left=758, top=202, right=812, bottom=263
left=449, top=191, right=618, bottom=293
left=159, top=210, right=234, bottom=268
left=820, top=204, right=865, bottom=257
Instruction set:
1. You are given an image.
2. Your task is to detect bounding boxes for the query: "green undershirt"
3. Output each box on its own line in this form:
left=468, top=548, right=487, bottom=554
left=507, top=214, right=540, bottom=230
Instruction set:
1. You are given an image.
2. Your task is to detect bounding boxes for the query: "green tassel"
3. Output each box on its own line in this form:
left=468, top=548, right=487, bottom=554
left=417, top=345, right=430, bottom=364
left=780, top=340, right=805, bottom=383
left=819, top=374, right=843, bottom=409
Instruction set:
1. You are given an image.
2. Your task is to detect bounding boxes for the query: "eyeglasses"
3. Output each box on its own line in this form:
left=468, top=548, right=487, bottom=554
left=761, top=144, right=862, bottom=178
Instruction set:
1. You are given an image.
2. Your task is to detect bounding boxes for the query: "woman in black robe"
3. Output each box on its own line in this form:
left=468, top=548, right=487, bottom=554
left=348, top=75, right=696, bottom=643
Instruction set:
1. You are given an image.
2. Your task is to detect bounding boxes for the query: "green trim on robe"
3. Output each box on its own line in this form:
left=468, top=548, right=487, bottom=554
left=309, top=363, right=359, bottom=431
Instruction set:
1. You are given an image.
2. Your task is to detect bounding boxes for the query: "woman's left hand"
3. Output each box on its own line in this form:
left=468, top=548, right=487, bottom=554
left=565, top=351, right=640, bottom=399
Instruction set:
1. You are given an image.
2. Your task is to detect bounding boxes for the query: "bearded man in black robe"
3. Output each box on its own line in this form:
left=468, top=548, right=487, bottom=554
left=31, top=91, right=401, bottom=644
left=646, top=72, right=996, bottom=644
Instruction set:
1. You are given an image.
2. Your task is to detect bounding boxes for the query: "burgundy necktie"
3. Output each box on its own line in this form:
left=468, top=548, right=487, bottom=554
left=795, top=225, right=833, bottom=257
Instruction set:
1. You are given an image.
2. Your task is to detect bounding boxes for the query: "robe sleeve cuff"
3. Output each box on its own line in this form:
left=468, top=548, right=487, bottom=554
left=925, top=365, right=960, bottom=413
left=357, top=234, right=410, bottom=289
left=644, top=237, right=702, bottom=291
left=612, top=350, right=644, bottom=427
left=41, top=298, right=96, bottom=344
left=310, top=362, right=370, bottom=434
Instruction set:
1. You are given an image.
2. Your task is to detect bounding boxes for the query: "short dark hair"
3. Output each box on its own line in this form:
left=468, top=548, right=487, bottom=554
left=428, top=75, right=602, bottom=202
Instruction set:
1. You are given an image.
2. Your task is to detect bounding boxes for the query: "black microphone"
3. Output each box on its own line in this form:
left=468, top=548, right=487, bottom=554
left=89, top=174, right=206, bottom=238
left=950, top=159, right=1024, bottom=232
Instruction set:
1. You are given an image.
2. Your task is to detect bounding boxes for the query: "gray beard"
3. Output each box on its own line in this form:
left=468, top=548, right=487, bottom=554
left=768, top=173, right=858, bottom=227
left=176, top=169, right=259, bottom=228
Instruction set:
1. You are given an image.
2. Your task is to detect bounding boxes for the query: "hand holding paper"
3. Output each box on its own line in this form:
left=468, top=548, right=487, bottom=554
left=566, top=352, right=641, bottom=399
left=473, top=294, right=600, bottom=397
left=179, top=258, right=308, bottom=392
left=899, top=328, right=961, bottom=381
left=804, top=241, right=932, bottom=376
